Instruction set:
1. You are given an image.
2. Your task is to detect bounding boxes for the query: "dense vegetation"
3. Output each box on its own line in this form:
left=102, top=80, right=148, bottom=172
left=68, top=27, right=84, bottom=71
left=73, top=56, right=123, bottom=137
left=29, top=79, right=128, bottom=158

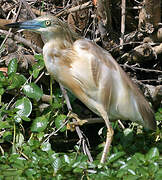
left=0, top=56, right=161, bottom=179
left=0, top=0, right=162, bottom=179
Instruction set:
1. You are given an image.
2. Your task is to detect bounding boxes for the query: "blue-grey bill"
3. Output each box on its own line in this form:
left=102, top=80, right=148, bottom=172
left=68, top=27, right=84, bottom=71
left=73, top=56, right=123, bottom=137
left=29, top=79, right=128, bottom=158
left=5, top=20, right=42, bottom=30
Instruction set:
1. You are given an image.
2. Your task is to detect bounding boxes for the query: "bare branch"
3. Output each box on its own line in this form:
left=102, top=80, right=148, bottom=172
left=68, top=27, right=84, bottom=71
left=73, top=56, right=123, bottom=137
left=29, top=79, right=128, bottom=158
left=59, top=83, right=93, bottom=162
left=120, top=0, right=126, bottom=47
left=0, top=29, right=42, bottom=53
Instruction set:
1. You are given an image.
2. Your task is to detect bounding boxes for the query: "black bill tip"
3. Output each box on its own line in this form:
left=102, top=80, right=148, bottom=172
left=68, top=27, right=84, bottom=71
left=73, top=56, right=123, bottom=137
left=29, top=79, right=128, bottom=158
left=5, top=22, right=23, bottom=28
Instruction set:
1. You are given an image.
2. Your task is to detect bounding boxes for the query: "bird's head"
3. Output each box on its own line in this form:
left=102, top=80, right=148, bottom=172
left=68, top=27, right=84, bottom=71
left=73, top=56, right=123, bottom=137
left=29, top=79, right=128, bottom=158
left=6, top=15, right=80, bottom=43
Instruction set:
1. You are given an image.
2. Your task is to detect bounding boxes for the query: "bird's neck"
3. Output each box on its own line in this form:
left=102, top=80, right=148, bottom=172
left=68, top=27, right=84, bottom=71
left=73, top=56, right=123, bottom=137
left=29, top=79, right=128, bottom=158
left=41, top=28, right=80, bottom=49
left=46, top=37, right=73, bottom=50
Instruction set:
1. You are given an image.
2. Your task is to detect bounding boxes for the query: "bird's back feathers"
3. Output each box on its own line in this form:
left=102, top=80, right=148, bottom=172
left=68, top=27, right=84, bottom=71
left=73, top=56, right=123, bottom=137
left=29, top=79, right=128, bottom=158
left=72, top=39, right=156, bottom=130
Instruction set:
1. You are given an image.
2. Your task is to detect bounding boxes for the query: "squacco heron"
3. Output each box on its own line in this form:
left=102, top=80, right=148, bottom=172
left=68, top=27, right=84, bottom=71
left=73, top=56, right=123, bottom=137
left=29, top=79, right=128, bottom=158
left=6, top=15, right=156, bottom=163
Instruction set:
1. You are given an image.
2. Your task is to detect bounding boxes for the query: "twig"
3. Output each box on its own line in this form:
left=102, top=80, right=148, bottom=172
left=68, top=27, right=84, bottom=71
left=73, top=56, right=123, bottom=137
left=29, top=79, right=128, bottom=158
left=0, top=29, right=42, bottom=53
left=118, top=120, right=125, bottom=129
left=120, top=0, right=126, bottom=47
left=59, top=83, right=93, bottom=162
left=30, top=1, right=92, bottom=17
left=34, top=71, right=45, bottom=83
left=19, top=0, right=36, bottom=19
left=43, top=115, right=70, bottom=143
left=121, top=64, right=162, bottom=73
left=41, top=94, right=52, bottom=103
left=0, top=145, right=4, bottom=155
left=0, top=1, right=22, bottom=50
left=138, top=79, right=161, bottom=82
left=31, top=8, right=47, bottom=16
left=56, top=1, right=93, bottom=17
left=19, top=151, right=29, bottom=160
left=109, top=41, right=143, bottom=52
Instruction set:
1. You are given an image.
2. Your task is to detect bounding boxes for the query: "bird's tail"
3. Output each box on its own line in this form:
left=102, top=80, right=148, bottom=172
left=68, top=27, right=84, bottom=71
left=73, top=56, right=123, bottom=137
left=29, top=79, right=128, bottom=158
left=119, top=65, right=156, bottom=130
left=136, top=93, right=156, bottom=130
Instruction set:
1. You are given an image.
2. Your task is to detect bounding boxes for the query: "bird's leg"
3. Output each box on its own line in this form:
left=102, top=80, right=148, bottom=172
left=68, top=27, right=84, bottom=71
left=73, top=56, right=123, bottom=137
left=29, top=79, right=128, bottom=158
left=100, top=125, right=114, bottom=163
left=98, top=108, right=114, bottom=164
left=66, top=111, right=87, bottom=131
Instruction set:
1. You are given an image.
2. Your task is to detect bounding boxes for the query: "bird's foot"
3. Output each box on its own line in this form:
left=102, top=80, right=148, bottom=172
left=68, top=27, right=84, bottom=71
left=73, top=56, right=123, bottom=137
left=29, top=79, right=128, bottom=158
left=66, top=112, right=87, bottom=131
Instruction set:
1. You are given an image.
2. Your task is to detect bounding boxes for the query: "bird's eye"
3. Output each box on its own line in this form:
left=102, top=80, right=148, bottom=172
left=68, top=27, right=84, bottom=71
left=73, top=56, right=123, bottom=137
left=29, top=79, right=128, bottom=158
left=45, top=20, right=51, bottom=26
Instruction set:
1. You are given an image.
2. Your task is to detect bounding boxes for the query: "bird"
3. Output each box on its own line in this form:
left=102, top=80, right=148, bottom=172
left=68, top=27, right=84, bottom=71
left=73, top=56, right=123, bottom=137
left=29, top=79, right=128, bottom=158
left=6, top=15, right=156, bottom=163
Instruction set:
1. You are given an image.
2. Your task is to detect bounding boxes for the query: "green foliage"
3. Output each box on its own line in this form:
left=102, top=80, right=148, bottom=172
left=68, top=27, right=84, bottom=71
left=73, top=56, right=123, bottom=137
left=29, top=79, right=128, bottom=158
left=155, top=108, right=162, bottom=121
left=31, top=114, right=49, bottom=132
left=8, top=73, right=27, bottom=90
left=7, top=58, right=18, bottom=75
left=14, top=97, right=32, bottom=122
left=55, top=114, right=67, bottom=132
left=30, top=54, right=45, bottom=78
left=0, top=142, right=162, bottom=179
left=23, top=83, right=43, bottom=101
left=0, top=57, right=161, bottom=179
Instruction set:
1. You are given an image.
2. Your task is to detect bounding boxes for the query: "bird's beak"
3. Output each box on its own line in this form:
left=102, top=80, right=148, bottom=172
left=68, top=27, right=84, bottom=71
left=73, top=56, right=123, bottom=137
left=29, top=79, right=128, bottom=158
left=5, top=20, right=42, bottom=30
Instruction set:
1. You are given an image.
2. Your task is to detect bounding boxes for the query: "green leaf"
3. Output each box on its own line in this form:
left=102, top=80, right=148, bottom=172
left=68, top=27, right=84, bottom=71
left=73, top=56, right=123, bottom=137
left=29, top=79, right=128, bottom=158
left=64, top=155, right=70, bottom=164
left=23, top=83, right=43, bottom=101
left=11, top=157, right=25, bottom=169
left=0, top=71, right=6, bottom=82
left=33, top=68, right=40, bottom=79
left=41, top=142, right=51, bottom=152
left=31, top=115, right=49, bottom=132
left=123, top=175, right=139, bottom=180
left=0, top=87, right=4, bottom=95
left=25, top=168, right=36, bottom=178
left=0, top=121, right=10, bottom=129
left=155, top=108, right=162, bottom=121
left=53, top=98, right=63, bottom=109
left=34, top=54, right=44, bottom=61
left=14, top=115, right=22, bottom=123
left=112, top=160, right=126, bottom=168
left=2, top=169, right=23, bottom=176
left=155, top=169, right=162, bottom=180
left=15, top=133, right=24, bottom=148
left=55, top=114, right=67, bottom=132
left=21, top=116, right=31, bottom=122
left=146, top=147, right=159, bottom=161
left=27, top=139, right=40, bottom=149
left=52, top=157, right=61, bottom=174
left=30, top=54, right=44, bottom=78
left=8, top=58, right=18, bottom=75
left=3, top=131, right=12, bottom=142
left=137, top=166, right=149, bottom=177
left=7, top=74, right=27, bottom=90
left=133, top=153, right=145, bottom=164
left=37, top=132, right=44, bottom=141
left=15, top=97, right=32, bottom=119
left=117, top=164, right=129, bottom=178
left=123, top=128, right=133, bottom=136
left=108, top=151, right=126, bottom=164
left=148, top=162, right=159, bottom=174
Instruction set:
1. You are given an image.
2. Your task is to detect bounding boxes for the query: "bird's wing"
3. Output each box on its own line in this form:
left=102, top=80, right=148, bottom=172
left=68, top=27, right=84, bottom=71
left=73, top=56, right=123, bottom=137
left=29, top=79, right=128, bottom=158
left=70, top=39, right=117, bottom=109
left=71, top=39, right=156, bottom=129
left=72, top=39, right=118, bottom=73
left=44, top=39, right=156, bottom=129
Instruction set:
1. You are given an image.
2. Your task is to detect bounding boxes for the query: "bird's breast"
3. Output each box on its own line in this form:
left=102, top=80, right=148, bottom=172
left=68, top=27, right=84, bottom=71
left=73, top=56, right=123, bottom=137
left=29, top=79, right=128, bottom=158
left=43, top=41, right=68, bottom=79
